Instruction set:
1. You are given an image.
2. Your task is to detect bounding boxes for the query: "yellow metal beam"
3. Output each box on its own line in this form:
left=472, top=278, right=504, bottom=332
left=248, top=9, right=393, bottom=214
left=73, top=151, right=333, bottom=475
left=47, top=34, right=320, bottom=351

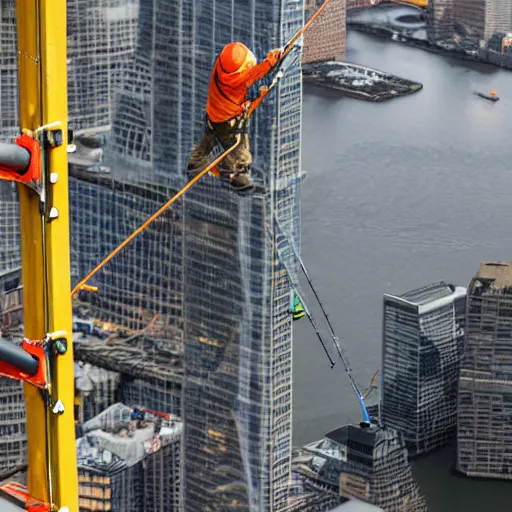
left=16, top=0, right=78, bottom=510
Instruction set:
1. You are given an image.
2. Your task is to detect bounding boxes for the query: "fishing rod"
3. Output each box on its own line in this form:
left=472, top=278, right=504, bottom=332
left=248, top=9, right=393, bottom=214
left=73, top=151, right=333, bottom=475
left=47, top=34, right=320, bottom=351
left=293, top=288, right=336, bottom=368
left=275, top=217, right=371, bottom=424
left=248, top=0, right=332, bottom=115
left=273, top=239, right=335, bottom=368
left=74, top=1, right=331, bottom=295
left=283, top=0, right=332, bottom=59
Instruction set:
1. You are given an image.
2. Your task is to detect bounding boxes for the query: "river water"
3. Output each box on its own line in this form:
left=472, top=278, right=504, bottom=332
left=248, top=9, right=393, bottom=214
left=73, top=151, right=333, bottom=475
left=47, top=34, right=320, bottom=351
left=295, top=28, right=512, bottom=511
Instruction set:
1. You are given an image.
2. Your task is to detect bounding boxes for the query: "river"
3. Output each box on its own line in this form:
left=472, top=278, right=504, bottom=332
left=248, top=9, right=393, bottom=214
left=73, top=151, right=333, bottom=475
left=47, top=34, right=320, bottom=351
left=295, top=28, right=512, bottom=511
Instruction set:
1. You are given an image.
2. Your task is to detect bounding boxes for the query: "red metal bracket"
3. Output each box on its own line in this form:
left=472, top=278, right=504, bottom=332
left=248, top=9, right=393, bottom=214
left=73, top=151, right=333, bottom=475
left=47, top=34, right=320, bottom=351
left=0, top=338, right=47, bottom=389
left=0, top=482, right=51, bottom=512
left=0, top=133, right=41, bottom=185
left=22, top=338, right=47, bottom=388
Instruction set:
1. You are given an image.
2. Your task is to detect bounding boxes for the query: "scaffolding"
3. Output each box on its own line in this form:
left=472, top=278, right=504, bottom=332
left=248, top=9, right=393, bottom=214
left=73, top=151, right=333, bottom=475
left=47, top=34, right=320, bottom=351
left=381, top=282, right=466, bottom=456
left=457, top=262, right=512, bottom=479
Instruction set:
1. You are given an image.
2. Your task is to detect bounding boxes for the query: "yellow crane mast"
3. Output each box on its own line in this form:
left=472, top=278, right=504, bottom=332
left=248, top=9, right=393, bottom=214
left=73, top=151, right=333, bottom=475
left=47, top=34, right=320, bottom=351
left=0, top=0, right=78, bottom=510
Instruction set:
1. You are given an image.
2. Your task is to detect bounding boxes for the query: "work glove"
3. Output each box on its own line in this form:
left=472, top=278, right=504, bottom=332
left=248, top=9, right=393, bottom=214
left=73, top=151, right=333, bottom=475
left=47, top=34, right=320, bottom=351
left=267, top=48, right=283, bottom=67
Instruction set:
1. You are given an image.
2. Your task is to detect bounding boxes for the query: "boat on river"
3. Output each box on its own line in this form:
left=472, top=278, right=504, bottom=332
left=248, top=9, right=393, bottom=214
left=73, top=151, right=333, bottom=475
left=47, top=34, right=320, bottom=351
left=474, top=90, right=499, bottom=102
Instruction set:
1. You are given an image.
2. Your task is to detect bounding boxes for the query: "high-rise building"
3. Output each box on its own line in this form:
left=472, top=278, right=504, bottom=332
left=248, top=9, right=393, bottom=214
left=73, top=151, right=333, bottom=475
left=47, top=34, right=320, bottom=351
left=427, top=0, right=455, bottom=44
left=457, top=262, right=512, bottom=479
left=1, top=2, right=304, bottom=508
left=334, top=425, right=427, bottom=511
left=0, top=377, right=26, bottom=473
left=77, top=404, right=182, bottom=512
left=0, top=0, right=18, bottom=142
left=452, top=0, right=512, bottom=46
left=303, top=0, right=346, bottom=63
left=67, top=0, right=139, bottom=131
left=381, top=282, right=466, bottom=456
left=181, top=1, right=303, bottom=510
left=292, top=424, right=427, bottom=511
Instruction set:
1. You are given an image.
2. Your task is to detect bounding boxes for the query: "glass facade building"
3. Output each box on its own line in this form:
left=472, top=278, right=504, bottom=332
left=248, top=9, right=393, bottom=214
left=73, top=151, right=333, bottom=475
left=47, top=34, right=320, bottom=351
left=181, top=1, right=303, bottom=510
left=382, top=282, right=466, bottom=456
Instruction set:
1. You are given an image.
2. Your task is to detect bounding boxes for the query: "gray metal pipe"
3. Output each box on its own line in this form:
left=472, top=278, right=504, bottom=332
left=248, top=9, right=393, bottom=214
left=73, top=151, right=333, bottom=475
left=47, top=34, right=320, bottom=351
left=0, top=143, right=30, bottom=174
left=0, top=338, right=39, bottom=376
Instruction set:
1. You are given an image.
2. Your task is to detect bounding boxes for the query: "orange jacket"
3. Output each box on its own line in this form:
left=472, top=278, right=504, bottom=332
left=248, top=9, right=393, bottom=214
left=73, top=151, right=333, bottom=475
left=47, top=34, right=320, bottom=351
left=206, top=54, right=276, bottom=123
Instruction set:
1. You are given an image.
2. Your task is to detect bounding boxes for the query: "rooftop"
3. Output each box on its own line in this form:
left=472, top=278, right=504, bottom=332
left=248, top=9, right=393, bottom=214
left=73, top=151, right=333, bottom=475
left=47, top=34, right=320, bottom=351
left=398, top=281, right=456, bottom=305
left=475, top=262, right=512, bottom=289
left=384, top=281, right=467, bottom=313
left=325, top=423, right=379, bottom=448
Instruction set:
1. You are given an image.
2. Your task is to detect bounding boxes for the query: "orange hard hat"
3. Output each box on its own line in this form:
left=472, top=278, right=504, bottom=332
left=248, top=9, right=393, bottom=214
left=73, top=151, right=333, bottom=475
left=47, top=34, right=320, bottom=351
left=219, top=42, right=256, bottom=73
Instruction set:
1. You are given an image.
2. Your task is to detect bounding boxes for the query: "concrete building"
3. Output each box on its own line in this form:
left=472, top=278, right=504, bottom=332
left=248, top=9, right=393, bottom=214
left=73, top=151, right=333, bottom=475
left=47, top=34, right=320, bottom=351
left=428, top=0, right=455, bottom=44
left=303, top=0, right=347, bottom=63
left=77, top=404, right=182, bottom=511
left=381, top=282, right=466, bottom=456
left=452, top=0, right=512, bottom=47
left=457, top=263, right=512, bottom=479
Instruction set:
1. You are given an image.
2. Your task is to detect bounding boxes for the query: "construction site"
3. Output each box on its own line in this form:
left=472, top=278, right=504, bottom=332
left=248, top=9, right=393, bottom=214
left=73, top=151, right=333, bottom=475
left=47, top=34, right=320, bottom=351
left=0, top=0, right=306, bottom=510
left=2, top=0, right=512, bottom=511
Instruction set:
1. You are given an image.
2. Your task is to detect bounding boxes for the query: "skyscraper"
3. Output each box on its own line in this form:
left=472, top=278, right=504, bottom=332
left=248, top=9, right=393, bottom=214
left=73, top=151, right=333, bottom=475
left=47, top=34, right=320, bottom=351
left=0, top=0, right=22, bottom=319
left=0, top=1, right=303, bottom=507
left=427, top=0, right=455, bottom=44
left=182, top=1, right=303, bottom=510
left=381, top=282, right=466, bottom=456
left=456, top=0, right=512, bottom=45
left=67, top=0, right=139, bottom=130
left=0, top=1, right=26, bottom=478
left=0, top=0, right=18, bottom=142
left=457, top=262, right=512, bottom=479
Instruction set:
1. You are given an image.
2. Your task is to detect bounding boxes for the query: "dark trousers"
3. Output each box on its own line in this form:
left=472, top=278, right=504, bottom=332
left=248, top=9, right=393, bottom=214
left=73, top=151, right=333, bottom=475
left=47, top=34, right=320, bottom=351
left=187, top=117, right=252, bottom=176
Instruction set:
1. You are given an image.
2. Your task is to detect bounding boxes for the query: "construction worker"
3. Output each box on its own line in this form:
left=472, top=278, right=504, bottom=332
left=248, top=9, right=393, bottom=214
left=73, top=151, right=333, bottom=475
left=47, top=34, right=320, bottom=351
left=187, top=42, right=282, bottom=192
